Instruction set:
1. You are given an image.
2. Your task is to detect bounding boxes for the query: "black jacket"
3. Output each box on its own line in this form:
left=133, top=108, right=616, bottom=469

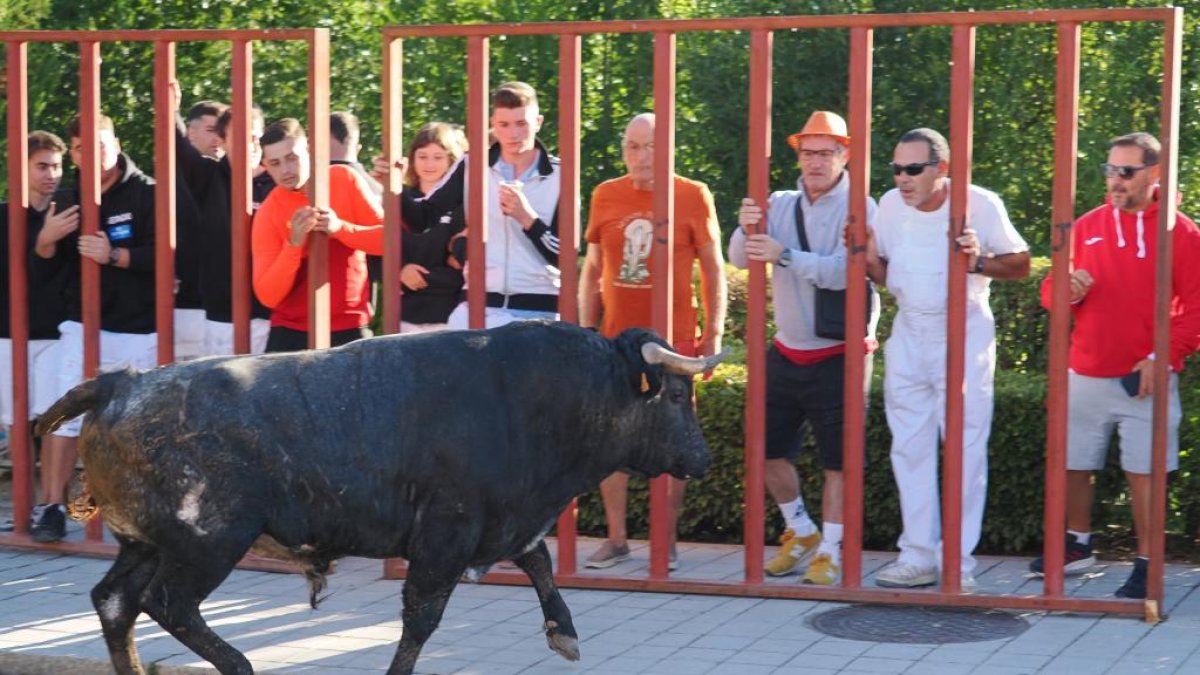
left=0, top=202, right=70, bottom=339
left=401, top=161, right=466, bottom=324
left=174, top=175, right=205, bottom=310
left=175, top=120, right=274, bottom=323
left=34, top=154, right=158, bottom=334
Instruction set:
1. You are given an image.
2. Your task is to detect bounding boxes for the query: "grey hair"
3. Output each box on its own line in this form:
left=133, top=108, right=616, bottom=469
left=899, top=127, right=950, bottom=164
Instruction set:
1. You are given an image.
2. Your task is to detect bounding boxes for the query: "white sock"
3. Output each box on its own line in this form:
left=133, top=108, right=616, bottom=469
left=778, top=498, right=817, bottom=536
left=1068, top=530, right=1091, bottom=546
left=818, top=522, right=843, bottom=559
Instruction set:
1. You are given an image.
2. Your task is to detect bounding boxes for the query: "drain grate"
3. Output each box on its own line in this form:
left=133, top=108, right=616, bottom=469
left=807, top=605, right=1030, bottom=644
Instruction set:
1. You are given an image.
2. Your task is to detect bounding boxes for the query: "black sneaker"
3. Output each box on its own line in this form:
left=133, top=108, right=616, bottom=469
left=30, top=503, right=66, bottom=543
left=1115, top=558, right=1148, bottom=599
left=1030, top=533, right=1096, bottom=576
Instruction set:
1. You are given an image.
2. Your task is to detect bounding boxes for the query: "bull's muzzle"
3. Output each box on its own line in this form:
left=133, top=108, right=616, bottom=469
left=641, top=343, right=727, bottom=376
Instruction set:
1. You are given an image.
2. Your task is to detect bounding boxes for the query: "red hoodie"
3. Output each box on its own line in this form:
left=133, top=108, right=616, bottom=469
left=1040, top=189, right=1200, bottom=376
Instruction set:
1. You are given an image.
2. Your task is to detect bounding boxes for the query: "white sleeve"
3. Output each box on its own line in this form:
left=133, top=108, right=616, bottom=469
left=973, top=188, right=1028, bottom=256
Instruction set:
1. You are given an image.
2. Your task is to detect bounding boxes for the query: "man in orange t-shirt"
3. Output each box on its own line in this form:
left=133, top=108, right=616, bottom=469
left=579, top=112, right=727, bottom=570
left=253, top=118, right=384, bottom=352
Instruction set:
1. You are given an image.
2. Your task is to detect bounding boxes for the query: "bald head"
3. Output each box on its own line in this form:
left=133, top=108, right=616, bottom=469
left=622, top=113, right=657, bottom=190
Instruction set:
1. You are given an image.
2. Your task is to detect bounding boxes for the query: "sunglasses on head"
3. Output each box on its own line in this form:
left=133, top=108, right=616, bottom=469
left=890, top=159, right=939, bottom=176
left=1100, top=162, right=1156, bottom=180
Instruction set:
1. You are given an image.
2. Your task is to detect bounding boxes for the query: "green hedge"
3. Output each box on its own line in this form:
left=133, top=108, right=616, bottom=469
left=576, top=258, right=1200, bottom=554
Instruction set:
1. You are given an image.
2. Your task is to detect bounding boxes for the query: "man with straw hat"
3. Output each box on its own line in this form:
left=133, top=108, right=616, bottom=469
left=729, top=111, right=879, bottom=585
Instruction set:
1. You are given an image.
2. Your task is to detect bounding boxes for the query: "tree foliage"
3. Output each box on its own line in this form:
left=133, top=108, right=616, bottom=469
left=1, top=0, right=1194, bottom=255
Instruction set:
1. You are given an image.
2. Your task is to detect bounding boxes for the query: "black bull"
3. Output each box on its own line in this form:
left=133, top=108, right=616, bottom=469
left=35, top=321, right=724, bottom=675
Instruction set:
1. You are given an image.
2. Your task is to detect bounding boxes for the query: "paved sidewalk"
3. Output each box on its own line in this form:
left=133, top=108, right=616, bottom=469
left=1, top=543, right=1199, bottom=674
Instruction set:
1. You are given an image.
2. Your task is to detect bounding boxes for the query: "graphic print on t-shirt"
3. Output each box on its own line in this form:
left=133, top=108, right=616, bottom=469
left=618, top=215, right=654, bottom=285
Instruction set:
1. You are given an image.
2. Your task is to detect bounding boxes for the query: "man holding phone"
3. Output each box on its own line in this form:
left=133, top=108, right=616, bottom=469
left=1032, top=132, right=1200, bottom=598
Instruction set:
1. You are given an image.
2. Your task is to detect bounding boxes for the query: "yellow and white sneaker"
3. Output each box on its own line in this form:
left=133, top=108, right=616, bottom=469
left=765, top=528, right=822, bottom=577
left=802, top=552, right=840, bottom=585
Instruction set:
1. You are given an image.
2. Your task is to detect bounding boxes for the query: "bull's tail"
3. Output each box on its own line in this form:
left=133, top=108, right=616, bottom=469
left=34, top=370, right=126, bottom=437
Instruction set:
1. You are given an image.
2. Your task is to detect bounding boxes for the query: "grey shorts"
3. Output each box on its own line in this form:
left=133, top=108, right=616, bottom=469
left=1067, top=370, right=1181, bottom=474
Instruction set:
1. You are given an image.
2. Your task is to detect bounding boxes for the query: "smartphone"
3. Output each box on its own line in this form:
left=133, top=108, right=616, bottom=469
left=1120, top=371, right=1141, bottom=397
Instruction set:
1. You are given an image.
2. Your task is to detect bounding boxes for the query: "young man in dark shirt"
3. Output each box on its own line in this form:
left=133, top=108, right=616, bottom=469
left=0, top=132, right=75, bottom=534
left=30, top=115, right=159, bottom=542
left=175, top=100, right=275, bottom=355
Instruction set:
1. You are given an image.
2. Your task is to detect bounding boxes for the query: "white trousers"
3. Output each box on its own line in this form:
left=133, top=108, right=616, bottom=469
left=174, top=308, right=208, bottom=361
left=203, top=319, right=271, bottom=357
left=884, top=309, right=995, bottom=575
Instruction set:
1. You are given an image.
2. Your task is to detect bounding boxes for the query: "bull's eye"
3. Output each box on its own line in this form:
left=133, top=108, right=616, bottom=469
left=670, top=386, right=687, bottom=403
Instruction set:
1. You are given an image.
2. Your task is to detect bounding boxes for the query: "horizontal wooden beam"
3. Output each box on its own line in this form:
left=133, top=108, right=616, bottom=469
left=383, top=8, right=1171, bottom=38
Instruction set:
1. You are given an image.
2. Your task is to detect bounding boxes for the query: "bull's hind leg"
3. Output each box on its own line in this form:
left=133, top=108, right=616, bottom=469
left=92, top=538, right=160, bottom=675
left=514, top=539, right=580, bottom=661
left=388, top=559, right=462, bottom=675
left=139, top=535, right=257, bottom=675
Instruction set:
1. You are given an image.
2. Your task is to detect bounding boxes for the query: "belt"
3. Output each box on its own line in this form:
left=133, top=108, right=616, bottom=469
left=466, top=292, right=559, bottom=313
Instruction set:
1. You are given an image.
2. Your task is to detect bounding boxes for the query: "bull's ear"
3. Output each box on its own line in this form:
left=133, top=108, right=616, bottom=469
left=614, top=328, right=665, bottom=397
left=638, top=368, right=663, bottom=398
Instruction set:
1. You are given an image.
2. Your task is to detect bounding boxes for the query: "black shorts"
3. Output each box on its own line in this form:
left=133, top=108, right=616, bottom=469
left=265, top=326, right=373, bottom=353
left=764, top=346, right=871, bottom=471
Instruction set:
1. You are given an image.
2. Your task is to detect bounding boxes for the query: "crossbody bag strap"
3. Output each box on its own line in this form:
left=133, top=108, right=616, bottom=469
left=793, top=192, right=811, bottom=253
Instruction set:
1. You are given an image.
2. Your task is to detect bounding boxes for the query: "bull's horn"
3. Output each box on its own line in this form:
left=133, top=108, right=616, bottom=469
left=641, top=342, right=727, bottom=376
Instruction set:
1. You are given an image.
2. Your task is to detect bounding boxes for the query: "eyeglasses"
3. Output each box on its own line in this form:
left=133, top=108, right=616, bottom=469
left=1100, top=162, right=1156, bottom=180
left=798, top=149, right=839, bottom=161
left=890, top=160, right=939, bottom=176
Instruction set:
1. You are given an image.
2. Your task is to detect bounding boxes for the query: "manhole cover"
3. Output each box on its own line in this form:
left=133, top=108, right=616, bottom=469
left=807, top=605, right=1030, bottom=644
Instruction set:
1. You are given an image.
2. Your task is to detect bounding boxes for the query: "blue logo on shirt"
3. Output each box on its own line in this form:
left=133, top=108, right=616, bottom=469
left=107, top=223, right=133, bottom=242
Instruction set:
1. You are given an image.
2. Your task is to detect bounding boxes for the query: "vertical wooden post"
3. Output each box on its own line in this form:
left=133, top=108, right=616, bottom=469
left=381, top=36, right=404, bottom=336
left=1147, top=6, right=1183, bottom=615
left=742, top=28, right=772, bottom=586
left=230, top=40, right=254, bottom=355
left=649, top=31, right=677, bottom=580
left=79, top=40, right=105, bottom=542
left=6, top=41, right=32, bottom=535
left=842, top=25, right=874, bottom=589
left=466, top=36, right=490, bottom=330
left=307, top=28, right=331, bottom=349
left=1043, top=21, right=1080, bottom=599
left=555, top=32, right=583, bottom=575
left=942, top=24, right=976, bottom=593
left=153, top=40, right=177, bottom=365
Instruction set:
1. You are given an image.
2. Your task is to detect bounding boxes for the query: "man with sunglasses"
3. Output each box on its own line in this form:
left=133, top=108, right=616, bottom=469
left=730, top=111, right=878, bottom=585
left=862, top=128, right=1030, bottom=589
left=1031, top=132, right=1200, bottom=599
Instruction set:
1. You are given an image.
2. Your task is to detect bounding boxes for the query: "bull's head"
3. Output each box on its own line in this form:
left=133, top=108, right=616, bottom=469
left=614, top=330, right=726, bottom=481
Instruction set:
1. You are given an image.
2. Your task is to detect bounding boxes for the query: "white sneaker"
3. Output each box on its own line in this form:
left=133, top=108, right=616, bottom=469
left=875, top=561, right=938, bottom=588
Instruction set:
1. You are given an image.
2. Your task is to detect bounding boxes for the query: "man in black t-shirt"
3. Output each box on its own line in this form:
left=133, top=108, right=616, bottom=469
left=30, top=115, right=160, bottom=542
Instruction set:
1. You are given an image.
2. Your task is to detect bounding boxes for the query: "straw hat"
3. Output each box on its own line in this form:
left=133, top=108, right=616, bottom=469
left=786, top=111, right=850, bottom=149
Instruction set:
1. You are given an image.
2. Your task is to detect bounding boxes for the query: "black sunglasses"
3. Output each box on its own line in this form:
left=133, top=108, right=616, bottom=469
left=890, top=160, right=939, bottom=176
left=1100, top=162, right=1157, bottom=180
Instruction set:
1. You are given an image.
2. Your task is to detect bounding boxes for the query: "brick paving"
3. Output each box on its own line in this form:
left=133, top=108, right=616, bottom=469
left=2, top=538, right=1199, bottom=674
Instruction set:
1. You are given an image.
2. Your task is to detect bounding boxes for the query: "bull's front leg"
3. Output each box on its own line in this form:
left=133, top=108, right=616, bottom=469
left=513, top=539, right=580, bottom=662
left=92, top=539, right=160, bottom=675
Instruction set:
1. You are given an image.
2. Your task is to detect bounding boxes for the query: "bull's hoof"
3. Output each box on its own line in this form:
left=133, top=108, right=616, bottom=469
left=544, top=621, right=580, bottom=661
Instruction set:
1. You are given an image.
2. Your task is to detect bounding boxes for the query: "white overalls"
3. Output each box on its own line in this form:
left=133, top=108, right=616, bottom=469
left=875, top=184, right=1027, bottom=575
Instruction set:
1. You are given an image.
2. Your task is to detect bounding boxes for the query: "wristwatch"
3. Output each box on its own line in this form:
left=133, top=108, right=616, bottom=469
left=777, top=248, right=793, bottom=268
left=108, top=247, right=121, bottom=266
left=970, top=257, right=985, bottom=274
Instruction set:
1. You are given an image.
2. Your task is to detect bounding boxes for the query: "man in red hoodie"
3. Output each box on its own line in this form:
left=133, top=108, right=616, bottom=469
left=1032, top=132, right=1200, bottom=599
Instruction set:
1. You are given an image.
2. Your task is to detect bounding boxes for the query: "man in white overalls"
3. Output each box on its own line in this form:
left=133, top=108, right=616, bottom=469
left=862, top=128, right=1030, bottom=588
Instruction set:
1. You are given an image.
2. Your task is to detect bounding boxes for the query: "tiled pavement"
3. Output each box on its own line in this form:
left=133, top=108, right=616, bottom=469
left=1, top=538, right=1199, bottom=674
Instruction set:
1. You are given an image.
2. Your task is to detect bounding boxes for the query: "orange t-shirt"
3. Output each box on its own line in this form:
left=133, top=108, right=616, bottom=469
left=252, top=165, right=384, bottom=331
left=585, top=174, right=719, bottom=342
